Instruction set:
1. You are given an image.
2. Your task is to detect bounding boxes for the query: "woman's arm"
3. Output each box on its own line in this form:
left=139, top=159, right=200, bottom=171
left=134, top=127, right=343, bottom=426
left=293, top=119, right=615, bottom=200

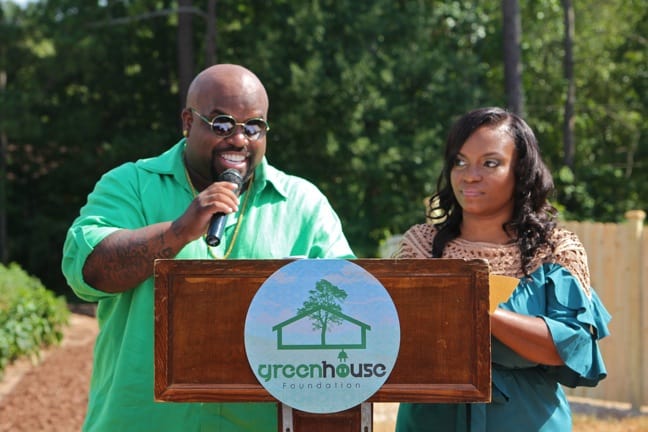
left=490, top=308, right=564, bottom=366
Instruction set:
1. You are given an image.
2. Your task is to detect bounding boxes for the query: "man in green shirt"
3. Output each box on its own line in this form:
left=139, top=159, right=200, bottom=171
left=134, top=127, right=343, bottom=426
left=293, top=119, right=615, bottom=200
left=62, top=63, right=355, bottom=431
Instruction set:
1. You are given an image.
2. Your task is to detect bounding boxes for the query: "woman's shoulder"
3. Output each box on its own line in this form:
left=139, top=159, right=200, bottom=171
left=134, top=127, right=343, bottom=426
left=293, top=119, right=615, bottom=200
left=550, top=227, right=587, bottom=261
left=550, top=226, right=582, bottom=245
left=404, top=222, right=437, bottom=236
left=394, top=223, right=437, bottom=258
left=548, top=226, right=591, bottom=295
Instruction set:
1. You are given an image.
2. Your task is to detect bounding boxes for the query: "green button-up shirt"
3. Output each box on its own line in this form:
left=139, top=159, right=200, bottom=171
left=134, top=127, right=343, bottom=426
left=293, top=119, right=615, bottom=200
left=62, top=140, right=355, bottom=431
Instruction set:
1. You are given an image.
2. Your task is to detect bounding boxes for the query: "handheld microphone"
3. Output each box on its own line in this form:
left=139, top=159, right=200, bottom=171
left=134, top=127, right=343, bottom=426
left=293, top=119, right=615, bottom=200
left=205, top=169, right=244, bottom=247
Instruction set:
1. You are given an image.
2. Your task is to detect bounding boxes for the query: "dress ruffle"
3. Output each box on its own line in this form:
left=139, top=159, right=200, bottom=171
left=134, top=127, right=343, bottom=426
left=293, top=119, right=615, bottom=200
left=499, top=263, right=610, bottom=388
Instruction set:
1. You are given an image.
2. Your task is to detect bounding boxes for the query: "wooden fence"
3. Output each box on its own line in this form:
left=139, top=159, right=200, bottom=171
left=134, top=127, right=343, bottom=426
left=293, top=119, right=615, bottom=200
left=380, top=210, right=647, bottom=410
left=561, top=210, right=646, bottom=411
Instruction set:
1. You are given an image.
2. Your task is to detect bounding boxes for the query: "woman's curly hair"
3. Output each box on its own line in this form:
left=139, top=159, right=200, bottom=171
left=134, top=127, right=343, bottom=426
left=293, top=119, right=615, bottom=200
left=428, top=107, right=558, bottom=276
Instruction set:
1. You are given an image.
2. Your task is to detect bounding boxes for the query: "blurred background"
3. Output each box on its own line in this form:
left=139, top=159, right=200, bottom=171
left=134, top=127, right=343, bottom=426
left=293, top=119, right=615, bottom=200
left=0, top=0, right=645, bottom=302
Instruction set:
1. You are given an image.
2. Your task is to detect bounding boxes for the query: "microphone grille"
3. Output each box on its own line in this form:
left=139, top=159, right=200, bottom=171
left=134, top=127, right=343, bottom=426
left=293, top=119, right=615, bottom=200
left=219, top=169, right=244, bottom=192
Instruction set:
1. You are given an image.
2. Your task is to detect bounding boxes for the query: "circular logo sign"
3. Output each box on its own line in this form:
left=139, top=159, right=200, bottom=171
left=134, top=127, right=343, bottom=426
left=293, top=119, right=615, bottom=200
left=244, top=259, right=400, bottom=413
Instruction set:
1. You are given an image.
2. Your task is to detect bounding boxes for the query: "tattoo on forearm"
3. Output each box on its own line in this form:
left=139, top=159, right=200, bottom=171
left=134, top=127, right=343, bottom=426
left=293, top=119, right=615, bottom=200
left=88, top=226, right=181, bottom=291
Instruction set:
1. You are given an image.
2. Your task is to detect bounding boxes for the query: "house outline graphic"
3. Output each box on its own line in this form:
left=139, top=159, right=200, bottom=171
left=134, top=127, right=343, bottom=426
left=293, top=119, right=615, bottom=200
left=272, top=305, right=372, bottom=350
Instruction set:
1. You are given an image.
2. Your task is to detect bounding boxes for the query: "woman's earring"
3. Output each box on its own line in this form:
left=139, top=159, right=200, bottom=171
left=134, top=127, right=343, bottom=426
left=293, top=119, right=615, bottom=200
left=183, top=130, right=188, bottom=137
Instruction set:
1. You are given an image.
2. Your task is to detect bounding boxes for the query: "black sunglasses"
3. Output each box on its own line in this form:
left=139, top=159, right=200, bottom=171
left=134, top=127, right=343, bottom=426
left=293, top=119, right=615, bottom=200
left=189, top=107, right=270, bottom=140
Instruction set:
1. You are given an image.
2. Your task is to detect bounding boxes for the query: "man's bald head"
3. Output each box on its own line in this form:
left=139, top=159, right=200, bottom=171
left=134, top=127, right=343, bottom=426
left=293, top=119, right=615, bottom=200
left=186, top=64, right=269, bottom=117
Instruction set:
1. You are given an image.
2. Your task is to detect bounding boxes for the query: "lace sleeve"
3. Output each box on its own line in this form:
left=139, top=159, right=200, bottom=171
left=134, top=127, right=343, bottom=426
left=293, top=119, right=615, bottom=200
left=551, top=228, right=592, bottom=297
left=392, top=224, right=436, bottom=258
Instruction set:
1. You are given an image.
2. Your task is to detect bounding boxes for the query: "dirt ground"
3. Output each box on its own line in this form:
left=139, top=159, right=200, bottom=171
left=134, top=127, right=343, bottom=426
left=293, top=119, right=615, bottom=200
left=0, top=313, right=97, bottom=432
left=0, top=312, right=646, bottom=432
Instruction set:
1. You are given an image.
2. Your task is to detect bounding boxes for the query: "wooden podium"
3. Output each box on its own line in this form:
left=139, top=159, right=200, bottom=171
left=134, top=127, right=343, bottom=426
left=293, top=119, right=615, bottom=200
left=154, top=259, right=491, bottom=431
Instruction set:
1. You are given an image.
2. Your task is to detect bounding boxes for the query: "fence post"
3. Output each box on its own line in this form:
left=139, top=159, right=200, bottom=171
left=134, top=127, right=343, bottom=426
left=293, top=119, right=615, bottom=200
left=625, top=210, right=645, bottom=412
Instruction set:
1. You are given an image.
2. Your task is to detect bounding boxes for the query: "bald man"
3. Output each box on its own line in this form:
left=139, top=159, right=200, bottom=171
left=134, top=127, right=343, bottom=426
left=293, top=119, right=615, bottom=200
left=63, top=64, right=354, bottom=431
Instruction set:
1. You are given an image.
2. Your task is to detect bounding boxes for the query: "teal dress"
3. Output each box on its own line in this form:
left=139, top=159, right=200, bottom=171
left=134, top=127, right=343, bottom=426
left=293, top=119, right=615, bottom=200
left=393, top=224, right=611, bottom=432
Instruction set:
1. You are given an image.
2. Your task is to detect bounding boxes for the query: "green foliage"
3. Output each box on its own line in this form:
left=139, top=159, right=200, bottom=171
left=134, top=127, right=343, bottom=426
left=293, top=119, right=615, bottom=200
left=1, top=0, right=180, bottom=294
left=219, top=0, right=501, bottom=255
left=519, top=0, right=647, bottom=221
left=0, top=262, right=69, bottom=378
left=0, top=0, right=645, bottom=295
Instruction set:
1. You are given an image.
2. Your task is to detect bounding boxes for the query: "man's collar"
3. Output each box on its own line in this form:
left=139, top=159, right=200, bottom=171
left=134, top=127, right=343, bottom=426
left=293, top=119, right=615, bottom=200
left=137, top=138, right=287, bottom=199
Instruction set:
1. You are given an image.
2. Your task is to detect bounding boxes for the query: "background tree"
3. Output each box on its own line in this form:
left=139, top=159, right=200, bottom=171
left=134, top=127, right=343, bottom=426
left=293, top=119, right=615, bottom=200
left=502, top=0, right=524, bottom=115
left=0, top=0, right=644, bottom=299
left=0, top=6, right=10, bottom=264
left=177, top=0, right=194, bottom=113
left=1, top=0, right=181, bottom=297
left=562, top=0, right=575, bottom=169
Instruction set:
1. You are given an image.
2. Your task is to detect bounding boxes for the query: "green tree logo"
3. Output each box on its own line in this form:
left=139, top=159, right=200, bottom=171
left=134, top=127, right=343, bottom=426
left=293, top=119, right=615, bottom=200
left=296, top=279, right=348, bottom=345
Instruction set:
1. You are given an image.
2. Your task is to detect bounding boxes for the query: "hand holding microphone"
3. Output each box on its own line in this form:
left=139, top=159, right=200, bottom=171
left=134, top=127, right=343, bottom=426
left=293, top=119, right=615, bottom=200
left=205, top=169, right=244, bottom=247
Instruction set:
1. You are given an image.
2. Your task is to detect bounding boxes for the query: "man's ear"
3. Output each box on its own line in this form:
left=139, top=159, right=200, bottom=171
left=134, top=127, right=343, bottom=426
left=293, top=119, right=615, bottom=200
left=181, top=108, right=193, bottom=136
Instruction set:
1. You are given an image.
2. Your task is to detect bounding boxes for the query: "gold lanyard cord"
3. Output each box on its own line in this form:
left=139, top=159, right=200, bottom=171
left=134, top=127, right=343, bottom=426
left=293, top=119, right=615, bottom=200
left=183, top=164, right=253, bottom=259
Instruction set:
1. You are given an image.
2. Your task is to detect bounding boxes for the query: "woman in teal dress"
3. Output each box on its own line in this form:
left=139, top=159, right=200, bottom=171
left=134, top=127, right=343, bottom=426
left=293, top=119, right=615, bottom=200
left=394, top=107, right=610, bottom=432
